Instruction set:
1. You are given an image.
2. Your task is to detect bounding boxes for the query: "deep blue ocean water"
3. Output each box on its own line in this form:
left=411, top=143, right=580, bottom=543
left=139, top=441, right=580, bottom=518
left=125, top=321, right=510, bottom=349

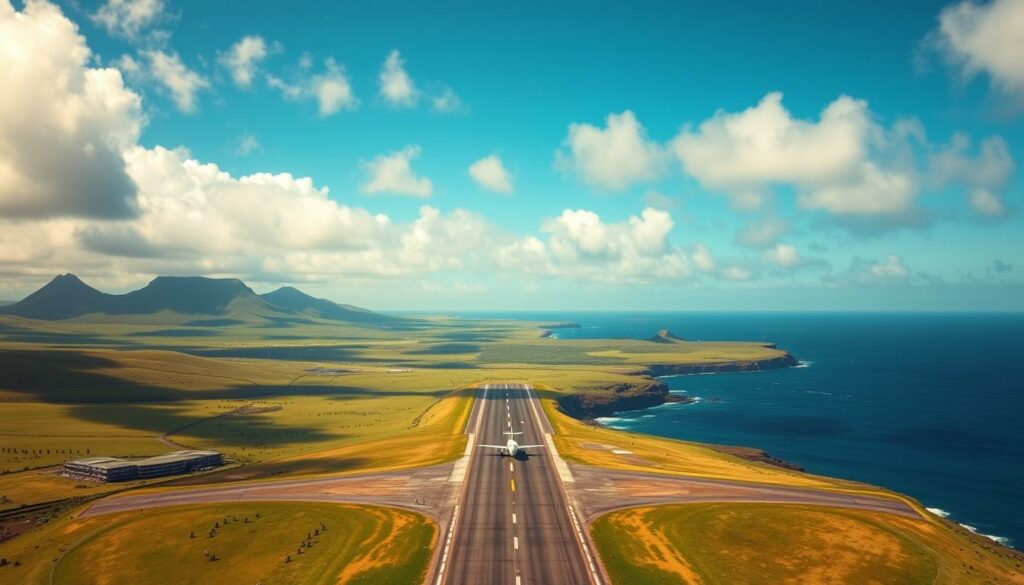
left=458, top=312, right=1024, bottom=549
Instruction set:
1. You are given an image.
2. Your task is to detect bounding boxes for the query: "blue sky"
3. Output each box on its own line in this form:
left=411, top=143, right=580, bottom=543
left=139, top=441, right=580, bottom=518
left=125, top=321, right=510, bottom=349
left=0, top=0, right=1021, bottom=310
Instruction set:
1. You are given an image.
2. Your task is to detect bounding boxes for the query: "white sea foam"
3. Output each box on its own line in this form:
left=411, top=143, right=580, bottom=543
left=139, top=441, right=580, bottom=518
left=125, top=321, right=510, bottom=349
left=958, top=523, right=1011, bottom=545
left=796, top=360, right=813, bottom=368
left=641, top=414, right=655, bottom=418
left=805, top=390, right=833, bottom=396
left=926, top=507, right=951, bottom=518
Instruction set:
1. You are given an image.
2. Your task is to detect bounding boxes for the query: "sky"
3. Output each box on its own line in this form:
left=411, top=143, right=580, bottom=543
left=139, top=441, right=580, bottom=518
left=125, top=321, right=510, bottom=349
left=0, top=0, right=1022, bottom=311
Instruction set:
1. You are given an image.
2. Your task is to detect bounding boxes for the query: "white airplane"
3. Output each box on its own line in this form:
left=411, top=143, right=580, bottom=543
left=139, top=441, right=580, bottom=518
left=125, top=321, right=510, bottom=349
left=479, top=430, right=544, bottom=458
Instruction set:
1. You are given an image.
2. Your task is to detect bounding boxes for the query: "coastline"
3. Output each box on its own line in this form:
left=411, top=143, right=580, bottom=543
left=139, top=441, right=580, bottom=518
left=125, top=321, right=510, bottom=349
left=554, top=351, right=804, bottom=472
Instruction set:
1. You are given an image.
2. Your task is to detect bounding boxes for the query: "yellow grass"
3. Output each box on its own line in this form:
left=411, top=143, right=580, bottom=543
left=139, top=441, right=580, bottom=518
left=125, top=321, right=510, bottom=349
left=0, top=502, right=434, bottom=585
left=592, top=503, right=1024, bottom=585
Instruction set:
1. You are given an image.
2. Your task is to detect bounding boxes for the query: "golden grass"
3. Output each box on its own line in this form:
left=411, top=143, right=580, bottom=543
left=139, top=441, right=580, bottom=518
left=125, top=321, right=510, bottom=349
left=593, top=503, right=1024, bottom=585
left=0, top=502, right=434, bottom=585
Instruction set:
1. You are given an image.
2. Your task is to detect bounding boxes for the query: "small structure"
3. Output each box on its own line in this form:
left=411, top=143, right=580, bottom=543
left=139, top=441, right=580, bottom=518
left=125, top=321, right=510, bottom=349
left=62, top=450, right=223, bottom=482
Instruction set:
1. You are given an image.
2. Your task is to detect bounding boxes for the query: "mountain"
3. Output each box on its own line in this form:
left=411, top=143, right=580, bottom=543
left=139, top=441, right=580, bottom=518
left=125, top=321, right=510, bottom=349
left=0, top=274, right=110, bottom=320
left=261, top=286, right=391, bottom=323
left=0, top=274, right=393, bottom=324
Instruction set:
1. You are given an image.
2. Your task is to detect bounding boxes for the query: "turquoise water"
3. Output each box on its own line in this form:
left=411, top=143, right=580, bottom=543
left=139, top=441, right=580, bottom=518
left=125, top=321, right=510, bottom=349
left=460, top=312, right=1024, bottom=549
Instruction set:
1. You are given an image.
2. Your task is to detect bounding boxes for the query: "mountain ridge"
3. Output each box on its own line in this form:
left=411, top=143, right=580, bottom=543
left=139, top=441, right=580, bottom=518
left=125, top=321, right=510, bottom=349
left=0, top=274, right=393, bottom=324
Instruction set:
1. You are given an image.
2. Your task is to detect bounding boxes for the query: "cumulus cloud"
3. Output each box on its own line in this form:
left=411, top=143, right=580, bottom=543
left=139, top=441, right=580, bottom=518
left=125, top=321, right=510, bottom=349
left=847, top=254, right=911, bottom=285
left=361, top=146, right=433, bottom=197
left=219, top=35, right=269, bottom=89
left=469, top=155, right=513, bottom=193
left=266, top=57, right=357, bottom=116
left=379, top=49, right=418, bottom=107
left=932, top=0, right=1024, bottom=99
left=142, top=50, right=209, bottom=113
left=671, top=92, right=921, bottom=215
left=91, top=0, right=163, bottom=40
left=929, top=133, right=1013, bottom=217
left=556, top=110, right=666, bottom=191
left=0, top=0, right=141, bottom=219
left=497, top=208, right=693, bottom=284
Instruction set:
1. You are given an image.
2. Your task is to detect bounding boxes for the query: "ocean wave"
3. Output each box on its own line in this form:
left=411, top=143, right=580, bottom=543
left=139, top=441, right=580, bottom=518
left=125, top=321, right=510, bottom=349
left=796, top=360, right=813, bottom=368
left=805, top=390, right=833, bottom=396
left=926, top=507, right=951, bottom=518
left=958, top=523, right=1012, bottom=546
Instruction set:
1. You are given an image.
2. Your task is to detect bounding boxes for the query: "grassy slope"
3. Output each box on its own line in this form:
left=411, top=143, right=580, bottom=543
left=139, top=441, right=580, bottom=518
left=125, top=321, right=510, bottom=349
left=592, top=503, right=1024, bottom=585
left=0, top=502, right=434, bottom=585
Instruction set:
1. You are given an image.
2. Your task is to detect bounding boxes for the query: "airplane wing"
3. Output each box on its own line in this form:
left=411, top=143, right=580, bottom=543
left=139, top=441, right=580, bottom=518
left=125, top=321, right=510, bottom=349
left=517, top=445, right=546, bottom=449
left=477, top=444, right=508, bottom=449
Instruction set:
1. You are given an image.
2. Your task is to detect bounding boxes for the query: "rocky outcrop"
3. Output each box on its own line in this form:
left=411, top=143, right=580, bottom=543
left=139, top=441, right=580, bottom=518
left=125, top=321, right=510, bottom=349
left=556, top=379, right=669, bottom=419
left=645, top=353, right=797, bottom=376
left=708, top=445, right=805, bottom=472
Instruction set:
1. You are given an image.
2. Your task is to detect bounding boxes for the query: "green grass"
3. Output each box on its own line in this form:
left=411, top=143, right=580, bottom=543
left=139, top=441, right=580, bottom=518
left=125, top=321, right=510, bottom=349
left=592, top=503, right=1024, bottom=585
left=0, top=502, right=434, bottom=585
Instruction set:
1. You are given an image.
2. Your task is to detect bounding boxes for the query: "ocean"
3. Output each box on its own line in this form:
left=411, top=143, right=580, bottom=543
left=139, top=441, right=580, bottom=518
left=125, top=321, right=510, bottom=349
left=459, top=311, right=1024, bottom=549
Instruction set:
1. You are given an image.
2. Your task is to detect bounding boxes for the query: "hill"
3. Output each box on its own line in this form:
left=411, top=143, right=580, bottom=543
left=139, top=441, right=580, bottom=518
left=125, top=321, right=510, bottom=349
left=0, top=274, right=394, bottom=324
left=261, top=286, right=393, bottom=323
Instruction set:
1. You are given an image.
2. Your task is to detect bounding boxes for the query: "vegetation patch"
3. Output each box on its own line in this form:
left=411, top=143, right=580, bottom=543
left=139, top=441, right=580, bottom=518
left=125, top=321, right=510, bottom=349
left=593, top=503, right=1024, bottom=585
left=0, top=502, right=434, bottom=585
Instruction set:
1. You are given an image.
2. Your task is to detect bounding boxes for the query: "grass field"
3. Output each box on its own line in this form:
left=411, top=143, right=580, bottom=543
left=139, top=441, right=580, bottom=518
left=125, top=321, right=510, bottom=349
left=592, top=503, right=1024, bottom=585
left=0, top=502, right=434, bottom=585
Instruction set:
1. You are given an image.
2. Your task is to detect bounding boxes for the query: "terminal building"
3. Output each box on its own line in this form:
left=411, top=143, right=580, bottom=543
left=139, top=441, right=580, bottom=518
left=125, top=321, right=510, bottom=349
left=63, top=450, right=223, bottom=482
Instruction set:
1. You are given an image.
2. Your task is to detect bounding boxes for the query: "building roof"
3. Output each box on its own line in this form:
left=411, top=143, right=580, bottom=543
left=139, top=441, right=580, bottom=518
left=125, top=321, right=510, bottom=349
left=67, top=450, right=221, bottom=469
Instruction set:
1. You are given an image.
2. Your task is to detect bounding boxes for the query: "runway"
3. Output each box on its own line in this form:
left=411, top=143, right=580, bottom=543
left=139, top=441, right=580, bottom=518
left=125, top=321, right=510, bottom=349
left=441, top=383, right=594, bottom=585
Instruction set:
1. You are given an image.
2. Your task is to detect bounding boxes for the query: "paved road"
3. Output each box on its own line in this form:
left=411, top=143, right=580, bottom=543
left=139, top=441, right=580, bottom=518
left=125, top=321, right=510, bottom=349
left=570, top=465, right=919, bottom=522
left=441, top=383, right=593, bottom=585
left=80, top=463, right=454, bottom=520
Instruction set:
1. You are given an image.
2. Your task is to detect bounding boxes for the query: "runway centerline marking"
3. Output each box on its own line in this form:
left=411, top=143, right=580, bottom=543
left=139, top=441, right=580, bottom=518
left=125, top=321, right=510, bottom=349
left=511, top=479, right=516, bottom=492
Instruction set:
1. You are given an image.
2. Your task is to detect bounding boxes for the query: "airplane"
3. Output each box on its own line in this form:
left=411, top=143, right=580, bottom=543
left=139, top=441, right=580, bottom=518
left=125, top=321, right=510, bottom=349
left=478, top=430, right=544, bottom=458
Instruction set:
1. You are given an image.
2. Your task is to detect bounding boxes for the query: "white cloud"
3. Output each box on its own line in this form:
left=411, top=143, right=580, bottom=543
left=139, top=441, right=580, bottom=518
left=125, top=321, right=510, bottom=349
left=469, top=155, right=513, bottom=193
left=142, top=50, right=209, bottom=113
left=0, top=0, right=142, bottom=219
left=672, top=92, right=906, bottom=212
left=692, top=243, right=716, bottom=272
left=720, top=265, right=753, bottom=281
left=313, top=58, right=357, bottom=116
left=219, top=35, right=269, bottom=89
left=763, top=243, right=801, bottom=268
left=848, top=254, right=911, bottom=285
left=361, top=145, right=433, bottom=197
left=379, top=49, right=418, bottom=107
left=929, top=133, right=1013, bottom=217
left=797, top=161, right=918, bottom=215
left=267, top=57, right=357, bottom=116
left=92, top=0, right=163, bottom=40
left=556, top=110, right=666, bottom=191
left=234, top=134, right=260, bottom=155
left=969, top=188, right=1006, bottom=216
left=497, top=208, right=693, bottom=284
left=934, top=0, right=1024, bottom=98
left=432, top=85, right=463, bottom=113
left=736, top=216, right=789, bottom=247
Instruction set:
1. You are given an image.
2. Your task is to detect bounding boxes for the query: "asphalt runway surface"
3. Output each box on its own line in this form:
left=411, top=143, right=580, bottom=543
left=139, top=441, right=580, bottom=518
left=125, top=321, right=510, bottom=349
left=441, top=383, right=592, bottom=585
